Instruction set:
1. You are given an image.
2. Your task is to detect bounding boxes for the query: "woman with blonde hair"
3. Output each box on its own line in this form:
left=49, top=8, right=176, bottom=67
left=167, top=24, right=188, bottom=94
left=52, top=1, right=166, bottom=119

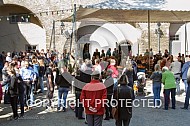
left=108, top=59, right=119, bottom=88
left=122, top=62, right=134, bottom=88
left=150, top=64, right=162, bottom=108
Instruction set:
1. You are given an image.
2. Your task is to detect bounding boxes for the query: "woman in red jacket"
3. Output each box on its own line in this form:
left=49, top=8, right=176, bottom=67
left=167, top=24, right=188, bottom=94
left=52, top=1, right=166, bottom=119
left=108, top=59, right=119, bottom=89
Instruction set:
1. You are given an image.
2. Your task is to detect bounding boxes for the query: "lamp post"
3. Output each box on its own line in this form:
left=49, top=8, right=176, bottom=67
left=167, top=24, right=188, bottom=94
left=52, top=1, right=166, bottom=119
left=155, top=22, right=162, bottom=53
left=60, top=21, right=65, bottom=35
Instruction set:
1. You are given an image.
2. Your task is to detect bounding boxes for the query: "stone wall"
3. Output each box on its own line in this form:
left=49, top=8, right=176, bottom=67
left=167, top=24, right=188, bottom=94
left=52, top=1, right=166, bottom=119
left=1, top=0, right=107, bottom=53
left=0, top=0, right=170, bottom=54
left=137, top=23, right=170, bottom=55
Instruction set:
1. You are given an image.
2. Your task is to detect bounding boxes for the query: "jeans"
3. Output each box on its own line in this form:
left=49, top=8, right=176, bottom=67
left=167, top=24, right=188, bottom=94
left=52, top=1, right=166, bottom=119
left=183, top=79, right=188, bottom=93
left=175, top=77, right=180, bottom=94
left=113, top=78, right=118, bottom=90
left=153, top=83, right=161, bottom=107
left=164, top=88, right=176, bottom=110
left=184, top=84, right=190, bottom=109
left=116, top=119, right=131, bottom=126
left=30, top=84, right=34, bottom=106
left=23, top=81, right=33, bottom=107
left=58, top=87, right=69, bottom=108
left=86, top=114, right=103, bottom=126
left=39, top=77, right=44, bottom=93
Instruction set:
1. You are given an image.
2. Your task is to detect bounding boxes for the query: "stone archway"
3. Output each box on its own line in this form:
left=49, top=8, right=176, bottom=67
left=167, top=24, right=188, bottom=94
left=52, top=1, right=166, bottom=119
left=0, top=4, right=46, bottom=52
left=1, top=0, right=45, bottom=25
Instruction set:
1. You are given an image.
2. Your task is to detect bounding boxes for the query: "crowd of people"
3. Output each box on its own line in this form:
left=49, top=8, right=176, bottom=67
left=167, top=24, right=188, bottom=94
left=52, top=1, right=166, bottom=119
left=0, top=47, right=190, bottom=126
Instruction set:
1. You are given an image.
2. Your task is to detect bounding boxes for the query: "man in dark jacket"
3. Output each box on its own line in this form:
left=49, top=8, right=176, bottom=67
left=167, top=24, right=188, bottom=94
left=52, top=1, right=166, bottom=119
left=93, top=49, right=100, bottom=59
left=45, top=62, right=54, bottom=111
left=74, top=67, right=92, bottom=119
left=104, top=69, right=114, bottom=120
left=106, top=48, right=111, bottom=57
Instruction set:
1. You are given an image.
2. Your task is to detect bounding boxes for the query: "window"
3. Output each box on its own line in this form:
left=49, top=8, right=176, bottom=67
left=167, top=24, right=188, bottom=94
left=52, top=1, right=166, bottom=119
left=10, top=14, right=31, bottom=23
left=25, top=45, right=38, bottom=52
left=170, top=35, right=179, bottom=41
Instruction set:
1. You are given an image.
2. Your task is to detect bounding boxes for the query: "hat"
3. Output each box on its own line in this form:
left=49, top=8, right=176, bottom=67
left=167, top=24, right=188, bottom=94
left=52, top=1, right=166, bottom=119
left=91, top=70, right=100, bottom=76
left=162, top=66, right=168, bottom=72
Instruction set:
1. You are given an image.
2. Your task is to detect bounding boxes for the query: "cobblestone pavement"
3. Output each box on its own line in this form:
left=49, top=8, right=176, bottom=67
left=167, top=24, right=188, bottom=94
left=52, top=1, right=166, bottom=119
left=0, top=80, right=189, bottom=126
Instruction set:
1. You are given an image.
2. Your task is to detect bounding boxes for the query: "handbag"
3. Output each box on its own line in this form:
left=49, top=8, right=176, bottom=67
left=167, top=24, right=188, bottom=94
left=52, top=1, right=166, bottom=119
left=112, top=87, right=120, bottom=120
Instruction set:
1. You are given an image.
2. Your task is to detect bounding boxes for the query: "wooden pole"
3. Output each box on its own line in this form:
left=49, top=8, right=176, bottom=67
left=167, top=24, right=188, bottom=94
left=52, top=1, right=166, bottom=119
left=53, top=20, right=56, bottom=51
left=69, top=4, right=76, bottom=63
left=148, top=10, right=151, bottom=71
left=49, top=20, right=55, bottom=50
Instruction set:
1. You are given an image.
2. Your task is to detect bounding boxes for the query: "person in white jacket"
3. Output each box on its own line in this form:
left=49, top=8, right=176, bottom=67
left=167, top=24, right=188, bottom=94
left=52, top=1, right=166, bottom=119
left=170, top=56, right=182, bottom=95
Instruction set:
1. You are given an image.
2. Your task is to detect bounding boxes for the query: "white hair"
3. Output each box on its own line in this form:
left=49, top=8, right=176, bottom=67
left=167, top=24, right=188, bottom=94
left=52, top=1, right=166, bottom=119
left=162, top=66, right=168, bottom=72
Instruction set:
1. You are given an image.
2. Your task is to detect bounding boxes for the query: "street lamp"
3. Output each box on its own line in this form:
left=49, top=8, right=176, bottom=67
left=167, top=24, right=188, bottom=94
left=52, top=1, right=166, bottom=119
left=60, top=21, right=65, bottom=35
left=155, top=22, right=164, bottom=53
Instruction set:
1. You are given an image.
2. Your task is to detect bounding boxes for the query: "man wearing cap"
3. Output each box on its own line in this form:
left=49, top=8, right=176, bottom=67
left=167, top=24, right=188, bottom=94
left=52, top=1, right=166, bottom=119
left=104, top=69, right=114, bottom=120
left=80, top=70, right=107, bottom=126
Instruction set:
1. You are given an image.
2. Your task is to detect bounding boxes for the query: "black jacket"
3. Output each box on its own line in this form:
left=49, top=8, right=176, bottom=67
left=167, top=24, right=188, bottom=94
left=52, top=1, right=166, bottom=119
left=17, top=75, right=25, bottom=94
left=58, top=72, right=71, bottom=88
left=150, top=71, right=162, bottom=83
left=74, top=69, right=92, bottom=92
left=39, top=66, right=45, bottom=77
left=8, top=75, right=19, bottom=97
left=93, top=52, right=100, bottom=58
left=113, top=85, right=135, bottom=120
